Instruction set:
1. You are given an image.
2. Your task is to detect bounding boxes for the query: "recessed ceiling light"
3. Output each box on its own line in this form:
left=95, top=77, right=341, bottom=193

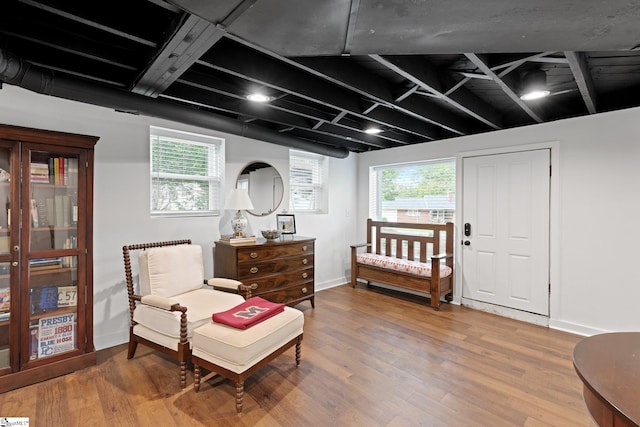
left=246, top=93, right=271, bottom=103
left=364, top=127, right=383, bottom=134
left=520, top=90, right=550, bottom=101
left=520, top=69, right=550, bottom=101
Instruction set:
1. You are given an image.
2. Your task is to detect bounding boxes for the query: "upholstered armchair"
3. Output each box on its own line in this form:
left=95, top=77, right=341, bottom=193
left=122, top=239, right=252, bottom=388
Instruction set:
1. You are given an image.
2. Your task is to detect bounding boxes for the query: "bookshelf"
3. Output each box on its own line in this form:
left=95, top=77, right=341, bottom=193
left=0, top=124, right=97, bottom=393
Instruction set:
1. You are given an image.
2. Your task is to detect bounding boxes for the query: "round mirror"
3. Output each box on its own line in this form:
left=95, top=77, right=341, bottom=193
left=237, top=162, right=283, bottom=216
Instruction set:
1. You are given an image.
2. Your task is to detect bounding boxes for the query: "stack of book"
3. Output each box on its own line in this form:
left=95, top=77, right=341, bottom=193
left=30, top=162, right=50, bottom=183
left=221, top=235, right=257, bottom=246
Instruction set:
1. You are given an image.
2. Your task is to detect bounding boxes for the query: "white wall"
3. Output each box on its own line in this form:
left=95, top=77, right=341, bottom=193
left=356, top=107, right=640, bottom=336
left=0, top=85, right=357, bottom=349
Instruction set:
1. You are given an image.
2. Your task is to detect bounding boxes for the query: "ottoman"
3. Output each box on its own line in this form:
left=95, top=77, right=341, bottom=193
left=192, top=306, right=304, bottom=413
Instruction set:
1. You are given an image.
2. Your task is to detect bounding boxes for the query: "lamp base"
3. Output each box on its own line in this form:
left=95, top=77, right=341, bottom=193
left=231, top=210, right=248, bottom=237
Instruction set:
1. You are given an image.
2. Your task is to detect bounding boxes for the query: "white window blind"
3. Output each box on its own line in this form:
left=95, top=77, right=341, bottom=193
left=289, top=150, right=327, bottom=213
left=150, top=126, right=224, bottom=217
left=369, top=158, right=455, bottom=223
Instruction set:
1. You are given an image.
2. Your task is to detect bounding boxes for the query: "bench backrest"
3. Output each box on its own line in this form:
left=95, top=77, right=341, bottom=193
left=366, top=219, right=454, bottom=263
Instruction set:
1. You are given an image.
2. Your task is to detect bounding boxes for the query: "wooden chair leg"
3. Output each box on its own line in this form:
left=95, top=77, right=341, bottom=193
left=295, top=339, right=302, bottom=366
left=126, top=340, right=138, bottom=360
left=236, top=381, right=244, bottom=413
left=180, top=362, right=187, bottom=389
left=194, top=364, right=201, bottom=392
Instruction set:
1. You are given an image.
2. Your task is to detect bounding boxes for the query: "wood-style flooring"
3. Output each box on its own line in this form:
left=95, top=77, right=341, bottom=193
left=0, top=284, right=596, bottom=426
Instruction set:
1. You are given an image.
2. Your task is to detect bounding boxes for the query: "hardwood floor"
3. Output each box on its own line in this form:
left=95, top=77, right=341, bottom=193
left=0, top=284, right=596, bottom=426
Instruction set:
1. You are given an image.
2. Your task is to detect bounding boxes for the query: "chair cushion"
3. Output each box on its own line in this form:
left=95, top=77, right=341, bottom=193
left=133, top=288, right=245, bottom=339
left=139, top=244, right=204, bottom=297
left=192, top=306, right=304, bottom=374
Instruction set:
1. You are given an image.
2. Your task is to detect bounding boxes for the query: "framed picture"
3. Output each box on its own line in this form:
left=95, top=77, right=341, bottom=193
left=276, top=214, right=296, bottom=234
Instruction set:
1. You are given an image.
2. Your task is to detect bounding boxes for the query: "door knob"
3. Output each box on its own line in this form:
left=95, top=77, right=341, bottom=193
left=463, top=240, right=471, bottom=246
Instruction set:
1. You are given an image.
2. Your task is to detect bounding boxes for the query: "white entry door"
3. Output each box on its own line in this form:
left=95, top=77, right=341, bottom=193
left=461, top=149, right=550, bottom=315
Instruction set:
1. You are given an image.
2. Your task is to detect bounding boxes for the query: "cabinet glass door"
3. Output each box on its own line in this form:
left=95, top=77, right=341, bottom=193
left=27, top=150, right=80, bottom=360
left=0, top=146, right=11, bottom=370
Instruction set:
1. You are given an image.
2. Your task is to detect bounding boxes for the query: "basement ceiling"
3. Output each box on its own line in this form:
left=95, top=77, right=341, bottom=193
left=1, top=0, right=640, bottom=157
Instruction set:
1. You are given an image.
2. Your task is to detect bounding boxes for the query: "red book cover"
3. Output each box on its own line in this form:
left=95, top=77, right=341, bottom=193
left=212, top=297, right=285, bottom=329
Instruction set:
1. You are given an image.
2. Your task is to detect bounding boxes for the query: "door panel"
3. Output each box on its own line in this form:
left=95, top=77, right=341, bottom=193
left=462, top=149, right=550, bottom=315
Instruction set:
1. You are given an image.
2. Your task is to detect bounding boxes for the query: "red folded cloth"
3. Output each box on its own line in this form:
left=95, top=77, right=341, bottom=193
left=212, top=296, right=285, bottom=329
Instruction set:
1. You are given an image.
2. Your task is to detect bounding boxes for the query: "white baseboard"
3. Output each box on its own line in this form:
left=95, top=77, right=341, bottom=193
left=548, top=319, right=607, bottom=337
left=461, top=297, right=550, bottom=327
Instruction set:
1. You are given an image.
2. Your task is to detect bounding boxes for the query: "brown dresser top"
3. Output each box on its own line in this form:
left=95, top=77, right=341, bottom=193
left=216, top=236, right=315, bottom=247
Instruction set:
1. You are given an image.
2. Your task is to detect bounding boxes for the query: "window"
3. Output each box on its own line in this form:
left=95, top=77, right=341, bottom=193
left=370, top=158, right=455, bottom=223
left=289, top=150, right=328, bottom=213
left=150, top=126, right=224, bottom=217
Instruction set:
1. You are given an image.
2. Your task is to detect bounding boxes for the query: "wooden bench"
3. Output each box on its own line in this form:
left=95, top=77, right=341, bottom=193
left=350, top=219, right=454, bottom=310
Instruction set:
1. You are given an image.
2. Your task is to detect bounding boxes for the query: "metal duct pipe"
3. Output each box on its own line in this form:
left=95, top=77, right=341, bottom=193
left=0, top=49, right=349, bottom=158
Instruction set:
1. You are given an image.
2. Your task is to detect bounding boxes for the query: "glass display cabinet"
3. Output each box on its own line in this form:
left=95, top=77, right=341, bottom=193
left=0, top=124, right=97, bottom=393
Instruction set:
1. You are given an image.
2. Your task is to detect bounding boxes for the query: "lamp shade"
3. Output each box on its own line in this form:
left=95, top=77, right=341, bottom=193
left=225, top=188, right=254, bottom=211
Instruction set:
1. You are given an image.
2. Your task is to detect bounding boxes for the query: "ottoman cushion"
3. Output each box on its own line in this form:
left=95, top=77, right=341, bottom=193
left=192, top=306, right=303, bottom=374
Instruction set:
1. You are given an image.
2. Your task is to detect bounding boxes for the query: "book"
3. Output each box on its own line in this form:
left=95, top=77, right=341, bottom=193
left=0, top=287, right=9, bottom=312
left=30, top=199, right=39, bottom=227
left=38, top=313, right=75, bottom=358
left=30, top=285, right=59, bottom=314
left=29, top=323, right=39, bottom=360
left=228, top=237, right=258, bottom=246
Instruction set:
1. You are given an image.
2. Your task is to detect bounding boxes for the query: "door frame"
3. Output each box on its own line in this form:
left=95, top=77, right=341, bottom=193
left=454, top=141, right=561, bottom=325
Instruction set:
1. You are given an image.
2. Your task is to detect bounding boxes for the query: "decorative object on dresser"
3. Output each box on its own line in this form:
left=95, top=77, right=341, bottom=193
left=224, top=188, right=254, bottom=237
left=351, top=219, right=454, bottom=310
left=214, top=236, right=315, bottom=308
left=276, top=214, right=296, bottom=235
left=0, top=124, right=97, bottom=393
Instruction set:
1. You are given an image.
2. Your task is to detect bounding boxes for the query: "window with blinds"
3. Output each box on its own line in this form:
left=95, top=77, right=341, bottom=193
left=289, top=150, right=328, bottom=213
left=369, top=158, right=455, bottom=223
left=150, top=126, right=224, bottom=217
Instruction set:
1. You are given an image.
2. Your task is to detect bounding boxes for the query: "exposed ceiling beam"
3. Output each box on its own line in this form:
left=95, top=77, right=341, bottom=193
left=370, top=54, right=503, bottom=130
left=197, top=42, right=443, bottom=141
left=134, top=0, right=259, bottom=97
left=465, top=53, right=544, bottom=123
left=225, top=33, right=464, bottom=136
left=342, top=0, right=360, bottom=54
left=564, top=51, right=597, bottom=114
left=18, top=0, right=157, bottom=47
left=133, top=15, right=224, bottom=96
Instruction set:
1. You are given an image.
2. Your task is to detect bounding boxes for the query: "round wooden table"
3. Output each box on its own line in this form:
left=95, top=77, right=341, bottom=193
left=573, top=332, right=640, bottom=427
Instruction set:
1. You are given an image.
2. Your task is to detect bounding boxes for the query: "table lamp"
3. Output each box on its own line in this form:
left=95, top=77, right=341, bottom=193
left=225, top=188, right=254, bottom=237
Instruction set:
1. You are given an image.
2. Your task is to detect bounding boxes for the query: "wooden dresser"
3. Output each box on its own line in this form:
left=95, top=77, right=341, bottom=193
left=214, top=236, right=315, bottom=307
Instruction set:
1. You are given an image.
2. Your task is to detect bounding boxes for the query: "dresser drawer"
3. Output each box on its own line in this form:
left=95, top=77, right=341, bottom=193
left=244, top=268, right=314, bottom=293
left=237, top=241, right=314, bottom=262
left=238, top=254, right=314, bottom=279
left=257, top=282, right=314, bottom=305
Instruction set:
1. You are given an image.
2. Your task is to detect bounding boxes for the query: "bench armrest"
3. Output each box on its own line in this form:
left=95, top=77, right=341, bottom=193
left=350, top=242, right=371, bottom=249
left=140, top=294, right=183, bottom=311
left=431, top=252, right=454, bottom=260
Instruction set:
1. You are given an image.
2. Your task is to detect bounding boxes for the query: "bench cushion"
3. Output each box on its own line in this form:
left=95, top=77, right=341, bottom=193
left=192, top=306, right=303, bottom=374
left=356, top=253, right=452, bottom=278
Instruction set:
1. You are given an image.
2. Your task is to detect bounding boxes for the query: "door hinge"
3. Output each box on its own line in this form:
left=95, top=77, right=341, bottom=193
left=548, top=283, right=551, bottom=294
left=549, top=165, right=552, bottom=177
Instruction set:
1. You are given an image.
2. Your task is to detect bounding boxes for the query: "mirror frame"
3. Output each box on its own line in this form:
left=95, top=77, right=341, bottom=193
left=237, top=161, right=284, bottom=217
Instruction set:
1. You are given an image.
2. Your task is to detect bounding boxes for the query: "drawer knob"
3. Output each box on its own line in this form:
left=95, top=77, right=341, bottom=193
left=302, top=287, right=308, bottom=293
left=302, top=258, right=308, bottom=265
left=302, top=245, right=307, bottom=251
left=250, top=252, right=258, bottom=259
left=250, top=267, right=259, bottom=274
left=250, top=283, right=258, bottom=290
left=302, top=272, right=308, bottom=279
